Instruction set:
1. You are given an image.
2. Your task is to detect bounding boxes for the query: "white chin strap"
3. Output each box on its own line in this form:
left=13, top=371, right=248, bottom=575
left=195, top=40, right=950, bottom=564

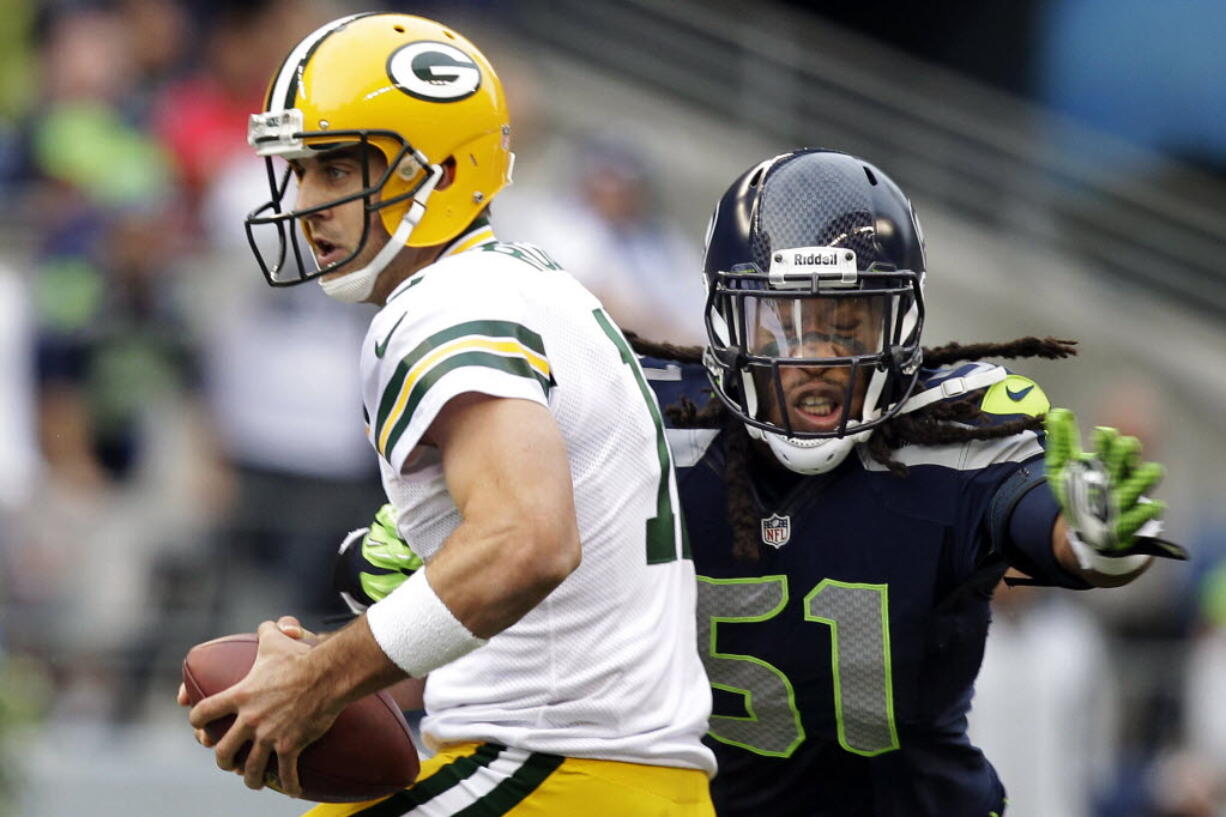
left=749, top=424, right=871, bottom=475
left=318, top=165, right=442, bottom=304
left=318, top=256, right=383, bottom=304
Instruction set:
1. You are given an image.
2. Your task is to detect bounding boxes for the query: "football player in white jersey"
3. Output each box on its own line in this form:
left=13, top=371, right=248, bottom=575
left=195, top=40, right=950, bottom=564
left=183, top=13, right=715, bottom=816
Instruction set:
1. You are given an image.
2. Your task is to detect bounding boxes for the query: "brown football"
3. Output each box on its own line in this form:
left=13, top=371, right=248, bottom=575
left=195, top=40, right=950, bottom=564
left=182, top=633, right=419, bottom=802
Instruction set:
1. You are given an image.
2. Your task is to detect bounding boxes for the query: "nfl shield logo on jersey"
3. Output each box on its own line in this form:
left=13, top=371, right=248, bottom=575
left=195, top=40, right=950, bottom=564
left=761, top=514, right=791, bottom=548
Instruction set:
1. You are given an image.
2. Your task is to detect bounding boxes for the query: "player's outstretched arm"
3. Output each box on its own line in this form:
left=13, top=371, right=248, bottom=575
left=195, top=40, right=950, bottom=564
left=1046, top=407, right=1186, bottom=587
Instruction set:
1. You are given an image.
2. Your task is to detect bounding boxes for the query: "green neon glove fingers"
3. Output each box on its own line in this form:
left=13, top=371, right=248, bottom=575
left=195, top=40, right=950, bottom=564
left=1117, top=497, right=1166, bottom=544
left=1045, top=407, right=1168, bottom=555
left=1091, top=425, right=1115, bottom=456
left=362, top=537, right=423, bottom=573
left=1117, top=461, right=1164, bottom=514
left=335, top=505, right=424, bottom=611
left=374, top=503, right=398, bottom=531
left=362, top=504, right=423, bottom=573
left=1045, top=408, right=1078, bottom=502
left=1104, top=433, right=1140, bottom=487
left=360, top=569, right=414, bottom=603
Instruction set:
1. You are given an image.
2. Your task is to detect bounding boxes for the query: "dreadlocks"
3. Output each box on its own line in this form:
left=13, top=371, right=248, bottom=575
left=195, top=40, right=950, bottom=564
left=626, top=332, right=1077, bottom=561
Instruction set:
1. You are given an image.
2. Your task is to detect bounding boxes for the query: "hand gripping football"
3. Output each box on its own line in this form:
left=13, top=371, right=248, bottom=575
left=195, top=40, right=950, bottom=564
left=182, top=633, right=419, bottom=802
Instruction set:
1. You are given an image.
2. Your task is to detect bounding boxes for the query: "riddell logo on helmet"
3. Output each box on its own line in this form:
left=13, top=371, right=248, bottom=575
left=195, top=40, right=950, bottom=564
left=768, top=246, right=858, bottom=289
left=794, top=252, right=840, bottom=265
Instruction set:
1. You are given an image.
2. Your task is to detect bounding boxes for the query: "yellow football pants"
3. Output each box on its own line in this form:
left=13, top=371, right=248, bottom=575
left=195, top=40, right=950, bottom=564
left=302, top=742, right=714, bottom=817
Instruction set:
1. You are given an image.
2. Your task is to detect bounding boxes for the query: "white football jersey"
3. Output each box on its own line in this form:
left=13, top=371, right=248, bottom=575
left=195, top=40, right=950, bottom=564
left=359, top=224, right=715, bottom=775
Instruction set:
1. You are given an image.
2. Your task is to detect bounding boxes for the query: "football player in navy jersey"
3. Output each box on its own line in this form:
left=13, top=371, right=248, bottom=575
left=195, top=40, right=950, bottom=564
left=336, top=149, right=1185, bottom=816
left=625, top=148, right=1185, bottom=816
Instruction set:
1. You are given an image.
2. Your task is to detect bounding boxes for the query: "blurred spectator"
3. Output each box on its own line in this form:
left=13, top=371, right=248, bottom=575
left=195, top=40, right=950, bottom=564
left=25, top=3, right=184, bottom=490
left=0, top=261, right=39, bottom=518
left=1172, top=543, right=1226, bottom=815
left=173, top=0, right=381, bottom=633
left=1094, top=558, right=1226, bottom=817
left=0, top=2, right=213, bottom=727
left=0, top=0, right=37, bottom=208
left=499, top=135, right=707, bottom=343
left=116, top=0, right=191, bottom=111
left=970, top=581, right=1118, bottom=817
left=23, top=5, right=173, bottom=210
left=33, top=207, right=195, bottom=486
left=151, top=0, right=335, bottom=221
left=186, top=213, right=381, bottom=632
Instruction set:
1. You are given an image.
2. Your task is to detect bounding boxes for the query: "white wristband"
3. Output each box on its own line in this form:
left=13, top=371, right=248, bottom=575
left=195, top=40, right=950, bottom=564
left=366, top=569, right=488, bottom=678
left=1066, top=530, right=1153, bottom=576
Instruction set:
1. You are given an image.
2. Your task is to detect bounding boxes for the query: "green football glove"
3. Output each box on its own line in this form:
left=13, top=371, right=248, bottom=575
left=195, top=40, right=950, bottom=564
left=1045, top=407, right=1185, bottom=566
left=333, top=503, right=422, bottom=613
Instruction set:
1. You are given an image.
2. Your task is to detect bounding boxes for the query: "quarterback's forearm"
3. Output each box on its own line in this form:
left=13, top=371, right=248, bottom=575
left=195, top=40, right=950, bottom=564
left=424, top=510, right=579, bottom=638
left=305, top=615, right=409, bottom=707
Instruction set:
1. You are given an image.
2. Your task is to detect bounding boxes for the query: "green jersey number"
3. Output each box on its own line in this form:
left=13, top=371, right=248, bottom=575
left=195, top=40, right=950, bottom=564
left=479, top=242, right=564, bottom=272
left=698, top=576, right=900, bottom=758
left=593, top=309, right=689, bottom=564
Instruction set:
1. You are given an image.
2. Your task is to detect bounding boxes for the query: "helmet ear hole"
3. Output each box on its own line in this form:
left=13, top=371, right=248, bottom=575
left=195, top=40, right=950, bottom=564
left=437, top=157, right=458, bottom=192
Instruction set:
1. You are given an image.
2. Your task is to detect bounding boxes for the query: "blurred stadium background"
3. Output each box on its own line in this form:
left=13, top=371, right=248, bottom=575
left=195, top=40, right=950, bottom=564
left=2, top=1, right=1225, bottom=815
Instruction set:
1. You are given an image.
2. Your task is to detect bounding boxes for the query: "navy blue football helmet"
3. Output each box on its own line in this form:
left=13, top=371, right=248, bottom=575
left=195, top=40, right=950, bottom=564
left=702, top=149, right=926, bottom=473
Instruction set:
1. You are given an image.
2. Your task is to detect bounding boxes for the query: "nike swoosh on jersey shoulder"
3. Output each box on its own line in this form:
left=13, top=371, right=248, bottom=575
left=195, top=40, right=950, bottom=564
left=374, top=312, right=407, bottom=358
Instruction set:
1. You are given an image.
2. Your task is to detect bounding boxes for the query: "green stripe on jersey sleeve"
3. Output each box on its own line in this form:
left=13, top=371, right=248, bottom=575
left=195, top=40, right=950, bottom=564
left=373, top=319, right=550, bottom=446
left=380, top=350, right=553, bottom=458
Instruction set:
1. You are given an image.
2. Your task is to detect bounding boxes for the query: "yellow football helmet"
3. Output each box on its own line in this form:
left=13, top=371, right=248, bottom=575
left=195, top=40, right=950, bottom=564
left=244, top=12, right=512, bottom=286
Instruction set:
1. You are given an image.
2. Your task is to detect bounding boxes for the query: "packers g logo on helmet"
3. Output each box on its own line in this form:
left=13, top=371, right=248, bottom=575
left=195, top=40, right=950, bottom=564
left=388, top=42, right=481, bottom=102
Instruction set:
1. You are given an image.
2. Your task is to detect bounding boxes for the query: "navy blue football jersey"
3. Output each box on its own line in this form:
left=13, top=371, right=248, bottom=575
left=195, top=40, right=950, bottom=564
left=645, top=358, right=1072, bottom=817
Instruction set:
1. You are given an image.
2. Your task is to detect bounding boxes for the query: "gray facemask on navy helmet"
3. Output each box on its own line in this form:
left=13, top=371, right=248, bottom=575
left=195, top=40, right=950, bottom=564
left=702, top=149, right=927, bottom=474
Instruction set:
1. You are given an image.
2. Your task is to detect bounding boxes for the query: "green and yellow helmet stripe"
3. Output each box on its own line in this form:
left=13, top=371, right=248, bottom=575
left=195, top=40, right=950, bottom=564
left=375, top=320, right=551, bottom=456
left=264, top=12, right=379, bottom=113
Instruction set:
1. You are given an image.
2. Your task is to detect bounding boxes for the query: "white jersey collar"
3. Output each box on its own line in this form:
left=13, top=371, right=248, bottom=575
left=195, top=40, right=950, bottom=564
left=384, top=219, right=498, bottom=303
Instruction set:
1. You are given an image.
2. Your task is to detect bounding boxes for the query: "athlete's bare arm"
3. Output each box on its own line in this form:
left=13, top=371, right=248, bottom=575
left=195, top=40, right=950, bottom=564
left=419, top=392, right=582, bottom=637
left=189, top=393, right=580, bottom=795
